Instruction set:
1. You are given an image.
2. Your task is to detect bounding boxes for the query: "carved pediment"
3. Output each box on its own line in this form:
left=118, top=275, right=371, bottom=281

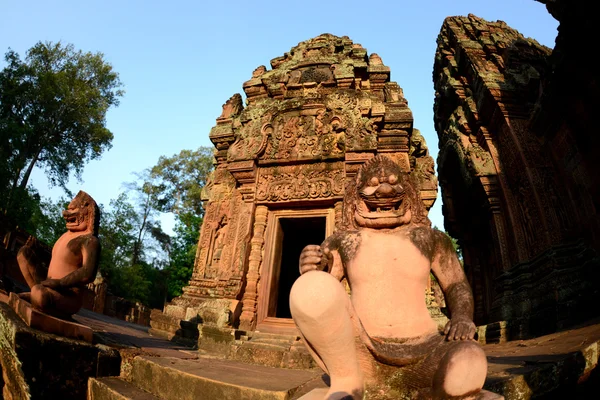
left=256, top=162, right=345, bottom=203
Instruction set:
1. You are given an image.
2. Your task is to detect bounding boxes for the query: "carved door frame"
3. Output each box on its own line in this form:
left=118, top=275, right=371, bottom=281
left=256, top=207, right=336, bottom=334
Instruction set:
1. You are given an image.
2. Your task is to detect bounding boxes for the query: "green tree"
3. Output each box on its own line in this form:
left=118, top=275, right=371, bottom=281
left=149, top=147, right=214, bottom=300
left=124, top=170, right=169, bottom=266
left=98, top=193, right=139, bottom=277
left=28, top=195, right=69, bottom=246
left=98, top=190, right=169, bottom=308
left=150, top=147, right=214, bottom=216
left=164, top=212, right=202, bottom=299
left=0, top=41, right=123, bottom=221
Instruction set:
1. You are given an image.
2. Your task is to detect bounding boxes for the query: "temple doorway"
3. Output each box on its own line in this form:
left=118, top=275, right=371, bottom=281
left=273, top=217, right=326, bottom=318
left=256, top=208, right=335, bottom=333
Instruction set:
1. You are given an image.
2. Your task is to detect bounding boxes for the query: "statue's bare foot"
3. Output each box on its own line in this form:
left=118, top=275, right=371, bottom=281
left=476, top=389, right=504, bottom=399
left=326, top=378, right=364, bottom=400
left=297, top=386, right=363, bottom=400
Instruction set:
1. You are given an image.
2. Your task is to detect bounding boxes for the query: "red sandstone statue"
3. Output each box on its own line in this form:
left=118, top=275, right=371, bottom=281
left=290, top=155, right=498, bottom=399
left=17, top=191, right=100, bottom=319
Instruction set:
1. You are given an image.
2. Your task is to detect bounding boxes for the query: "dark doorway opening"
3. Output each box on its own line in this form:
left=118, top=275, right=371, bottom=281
left=271, top=216, right=327, bottom=318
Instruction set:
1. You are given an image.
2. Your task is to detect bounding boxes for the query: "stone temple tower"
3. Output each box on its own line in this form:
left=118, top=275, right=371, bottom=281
left=150, top=34, right=438, bottom=343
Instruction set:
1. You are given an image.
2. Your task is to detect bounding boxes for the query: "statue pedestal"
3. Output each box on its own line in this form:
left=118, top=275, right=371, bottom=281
left=9, top=292, right=93, bottom=343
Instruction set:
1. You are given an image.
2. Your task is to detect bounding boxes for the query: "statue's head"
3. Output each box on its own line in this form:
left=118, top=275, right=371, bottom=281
left=346, top=155, right=429, bottom=229
left=63, top=191, right=100, bottom=235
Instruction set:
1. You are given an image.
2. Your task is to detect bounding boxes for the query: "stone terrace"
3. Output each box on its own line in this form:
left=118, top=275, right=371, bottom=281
left=73, top=310, right=600, bottom=398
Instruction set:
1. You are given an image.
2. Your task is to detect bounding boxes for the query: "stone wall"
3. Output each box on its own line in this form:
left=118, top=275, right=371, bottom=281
left=433, top=4, right=600, bottom=339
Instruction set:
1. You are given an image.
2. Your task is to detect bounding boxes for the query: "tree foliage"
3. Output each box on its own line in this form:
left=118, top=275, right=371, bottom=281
left=90, top=147, right=214, bottom=307
left=148, top=147, right=214, bottom=300
left=150, top=147, right=214, bottom=216
left=0, top=41, right=123, bottom=226
left=163, top=212, right=201, bottom=299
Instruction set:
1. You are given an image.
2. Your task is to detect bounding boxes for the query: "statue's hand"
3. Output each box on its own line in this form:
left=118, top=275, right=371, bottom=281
left=444, top=317, right=476, bottom=341
left=40, top=279, right=61, bottom=290
left=299, top=245, right=331, bottom=275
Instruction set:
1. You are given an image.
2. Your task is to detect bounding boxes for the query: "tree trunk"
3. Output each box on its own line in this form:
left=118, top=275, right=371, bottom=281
left=3, top=146, right=41, bottom=212
left=18, top=147, right=43, bottom=190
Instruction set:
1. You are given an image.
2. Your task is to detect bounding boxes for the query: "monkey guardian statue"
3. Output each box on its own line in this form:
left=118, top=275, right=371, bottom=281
left=17, top=191, right=101, bottom=319
left=290, top=155, right=499, bottom=400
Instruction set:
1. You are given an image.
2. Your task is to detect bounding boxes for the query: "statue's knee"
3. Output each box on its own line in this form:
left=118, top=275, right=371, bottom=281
left=30, top=284, right=51, bottom=310
left=435, top=341, right=487, bottom=397
left=290, top=271, right=345, bottom=318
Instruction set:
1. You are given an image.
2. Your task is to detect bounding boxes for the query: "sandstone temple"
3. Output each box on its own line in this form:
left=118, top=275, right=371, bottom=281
left=150, top=33, right=439, bottom=345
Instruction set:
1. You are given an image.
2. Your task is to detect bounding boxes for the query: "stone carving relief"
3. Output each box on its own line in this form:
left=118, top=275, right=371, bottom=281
left=261, top=111, right=346, bottom=161
left=326, top=93, right=378, bottom=151
left=187, top=192, right=252, bottom=299
left=201, top=166, right=236, bottom=203
left=227, top=121, right=271, bottom=162
left=256, top=163, right=345, bottom=203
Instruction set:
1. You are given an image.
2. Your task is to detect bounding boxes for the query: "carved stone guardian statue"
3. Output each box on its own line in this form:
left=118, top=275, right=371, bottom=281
left=17, top=190, right=101, bottom=319
left=290, top=155, right=501, bottom=399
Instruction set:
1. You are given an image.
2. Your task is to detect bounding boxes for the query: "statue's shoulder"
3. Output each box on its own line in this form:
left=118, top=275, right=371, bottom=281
left=407, top=225, right=438, bottom=262
left=66, top=233, right=99, bottom=250
left=324, top=229, right=361, bottom=265
left=407, top=225, right=455, bottom=262
left=324, top=229, right=359, bottom=247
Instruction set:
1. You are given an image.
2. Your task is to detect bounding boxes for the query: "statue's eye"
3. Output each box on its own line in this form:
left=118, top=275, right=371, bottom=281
left=369, top=177, right=379, bottom=186
left=388, top=174, right=398, bottom=185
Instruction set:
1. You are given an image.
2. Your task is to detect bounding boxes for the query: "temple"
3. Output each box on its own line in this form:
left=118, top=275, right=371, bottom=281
left=433, top=6, right=600, bottom=339
left=150, top=33, right=439, bottom=342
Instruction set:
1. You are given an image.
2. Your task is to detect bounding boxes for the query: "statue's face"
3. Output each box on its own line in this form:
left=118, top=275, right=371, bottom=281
left=354, top=156, right=412, bottom=229
left=63, top=197, right=89, bottom=232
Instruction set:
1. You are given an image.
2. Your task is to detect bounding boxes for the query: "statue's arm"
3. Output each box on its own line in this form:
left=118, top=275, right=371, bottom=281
left=429, top=230, right=476, bottom=340
left=17, top=236, right=42, bottom=268
left=43, top=236, right=100, bottom=290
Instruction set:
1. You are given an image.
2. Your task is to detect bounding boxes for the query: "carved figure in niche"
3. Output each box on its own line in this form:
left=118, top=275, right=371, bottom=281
left=17, top=191, right=100, bottom=318
left=290, top=155, right=494, bottom=399
left=210, top=215, right=229, bottom=269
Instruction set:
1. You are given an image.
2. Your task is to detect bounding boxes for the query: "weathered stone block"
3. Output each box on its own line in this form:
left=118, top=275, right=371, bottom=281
left=185, top=298, right=238, bottom=327
left=0, top=302, right=120, bottom=399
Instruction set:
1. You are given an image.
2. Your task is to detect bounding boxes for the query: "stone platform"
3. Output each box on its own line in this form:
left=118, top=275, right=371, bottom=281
left=9, top=291, right=94, bottom=342
left=3, top=299, right=600, bottom=399
left=84, top=310, right=600, bottom=399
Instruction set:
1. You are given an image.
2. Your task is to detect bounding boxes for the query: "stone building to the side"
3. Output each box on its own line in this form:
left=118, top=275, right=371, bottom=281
left=433, top=1, right=600, bottom=340
left=149, top=34, right=440, bottom=351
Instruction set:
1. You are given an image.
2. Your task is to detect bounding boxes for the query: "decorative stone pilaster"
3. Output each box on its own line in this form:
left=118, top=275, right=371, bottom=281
left=239, top=205, right=268, bottom=331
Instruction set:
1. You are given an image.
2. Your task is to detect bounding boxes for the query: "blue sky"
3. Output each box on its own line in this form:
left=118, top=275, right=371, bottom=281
left=0, top=1, right=558, bottom=233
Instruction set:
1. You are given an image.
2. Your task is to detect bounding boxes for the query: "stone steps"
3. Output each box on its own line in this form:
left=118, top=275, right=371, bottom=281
left=88, top=377, right=159, bottom=400
left=87, top=354, right=324, bottom=400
